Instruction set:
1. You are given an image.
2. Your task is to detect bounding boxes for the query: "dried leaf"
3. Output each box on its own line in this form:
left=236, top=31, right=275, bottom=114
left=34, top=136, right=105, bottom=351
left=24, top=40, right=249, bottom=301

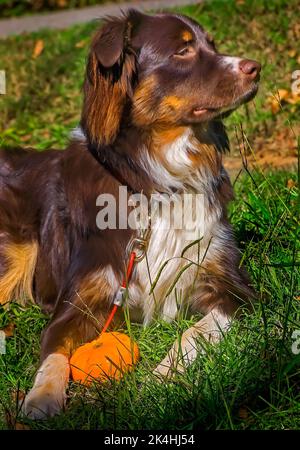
left=57, top=0, right=67, bottom=7
left=286, top=92, right=300, bottom=105
left=33, top=39, right=44, bottom=59
left=267, top=89, right=300, bottom=113
left=292, top=23, right=300, bottom=40
left=1, top=322, right=15, bottom=337
left=277, top=89, right=289, bottom=101
left=5, top=411, right=14, bottom=429
left=20, top=134, right=32, bottom=142
left=267, top=90, right=288, bottom=114
left=288, top=49, right=297, bottom=58
left=11, top=389, right=26, bottom=403
left=14, top=422, right=31, bottom=430
left=238, top=407, right=249, bottom=419
left=5, top=411, right=30, bottom=430
left=270, top=100, right=280, bottom=114
left=287, top=179, right=297, bottom=189
left=75, top=40, right=87, bottom=49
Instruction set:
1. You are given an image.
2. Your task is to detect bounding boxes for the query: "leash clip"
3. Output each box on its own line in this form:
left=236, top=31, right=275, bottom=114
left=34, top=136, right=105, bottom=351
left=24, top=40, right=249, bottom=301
left=114, top=286, right=126, bottom=306
left=126, top=224, right=151, bottom=262
left=103, top=212, right=152, bottom=331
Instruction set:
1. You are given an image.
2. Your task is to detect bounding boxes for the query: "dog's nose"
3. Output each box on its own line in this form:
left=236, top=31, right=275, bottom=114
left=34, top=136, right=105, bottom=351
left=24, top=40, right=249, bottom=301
left=239, top=59, right=261, bottom=80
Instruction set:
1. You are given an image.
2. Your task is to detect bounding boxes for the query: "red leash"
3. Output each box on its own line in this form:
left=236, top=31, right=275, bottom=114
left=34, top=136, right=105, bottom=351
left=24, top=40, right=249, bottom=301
left=101, top=225, right=151, bottom=335
left=101, top=250, right=137, bottom=334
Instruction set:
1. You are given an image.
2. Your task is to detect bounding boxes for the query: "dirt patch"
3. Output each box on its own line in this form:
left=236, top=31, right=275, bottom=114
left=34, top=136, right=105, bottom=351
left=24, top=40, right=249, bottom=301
left=224, top=125, right=299, bottom=175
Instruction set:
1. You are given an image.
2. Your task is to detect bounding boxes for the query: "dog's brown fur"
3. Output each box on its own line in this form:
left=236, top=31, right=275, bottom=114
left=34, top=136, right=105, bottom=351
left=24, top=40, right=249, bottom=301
left=0, top=9, right=260, bottom=419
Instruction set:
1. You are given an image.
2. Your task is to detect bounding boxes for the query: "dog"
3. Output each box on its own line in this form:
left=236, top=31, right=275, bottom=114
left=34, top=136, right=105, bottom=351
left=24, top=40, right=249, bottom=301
left=0, top=9, right=260, bottom=419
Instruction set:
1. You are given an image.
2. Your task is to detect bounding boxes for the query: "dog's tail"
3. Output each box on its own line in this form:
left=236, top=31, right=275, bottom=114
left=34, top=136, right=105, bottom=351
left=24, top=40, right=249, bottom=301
left=0, top=240, right=38, bottom=305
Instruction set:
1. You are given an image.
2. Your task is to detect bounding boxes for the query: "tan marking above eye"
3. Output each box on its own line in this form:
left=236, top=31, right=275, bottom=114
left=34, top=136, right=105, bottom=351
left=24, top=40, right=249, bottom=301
left=181, top=30, right=193, bottom=42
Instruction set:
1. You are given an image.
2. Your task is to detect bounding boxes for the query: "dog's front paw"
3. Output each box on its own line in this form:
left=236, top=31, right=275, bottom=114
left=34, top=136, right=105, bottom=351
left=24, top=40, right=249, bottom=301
left=153, top=356, right=185, bottom=381
left=22, top=384, right=66, bottom=420
left=153, top=362, right=172, bottom=380
left=21, top=353, right=69, bottom=420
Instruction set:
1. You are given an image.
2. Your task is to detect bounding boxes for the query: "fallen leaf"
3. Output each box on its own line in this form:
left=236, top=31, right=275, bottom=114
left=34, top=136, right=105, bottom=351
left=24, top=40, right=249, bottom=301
left=267, top=89, right=300, bottom=113
left=1, top=322, right=15, bottom=337
left=238, top=407, right=249, bottom=419
left=75, top=40, right=87, bottom=49
left=42, top=130, right=50, bottom=138
left=20, top=134, right=32, bottom=142
left=287, top=179, right=297, bottom=189
left=33, top=39, right=44, bottom=59
left=286, top=92, right=300, bottom=105
left=57, top=0, right=67, bottom=7
left=293, top=23, right=300, bottom=40
left=11, top=389, right=26, bottom=403
left=267, top=89, right=288, bottom=113
left=277, top=89, right=290, bottom=101
left=5, top=410, right=30, bottom=430
left=14, top=422, right=31, bottom=430
left=270, top=102, right=280, bottom=114
left=5, top=411, right=14, bottom=429
left=288, top=49, right=297, bottom=58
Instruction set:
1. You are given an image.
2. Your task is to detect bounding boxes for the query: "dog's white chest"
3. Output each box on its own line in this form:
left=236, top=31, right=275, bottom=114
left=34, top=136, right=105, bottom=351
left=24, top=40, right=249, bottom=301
left=128, top=193, right=221, bottom=324
left=126, top=129, right=225, bottom=324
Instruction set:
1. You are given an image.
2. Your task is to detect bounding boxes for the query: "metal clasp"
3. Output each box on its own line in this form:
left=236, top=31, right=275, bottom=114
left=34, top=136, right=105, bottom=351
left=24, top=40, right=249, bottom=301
left=114, top=286, right=126, bottom=306
left=126, top=216, right=151, bottom=262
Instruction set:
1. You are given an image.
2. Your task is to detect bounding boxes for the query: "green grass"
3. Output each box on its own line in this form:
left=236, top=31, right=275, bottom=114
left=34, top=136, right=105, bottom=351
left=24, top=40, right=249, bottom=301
left=0, top=0, right=299, bottom=430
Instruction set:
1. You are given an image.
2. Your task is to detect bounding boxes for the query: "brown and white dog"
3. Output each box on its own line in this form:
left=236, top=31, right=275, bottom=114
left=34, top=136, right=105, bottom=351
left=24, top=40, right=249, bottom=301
left=0, top=9, right=260, bottom=419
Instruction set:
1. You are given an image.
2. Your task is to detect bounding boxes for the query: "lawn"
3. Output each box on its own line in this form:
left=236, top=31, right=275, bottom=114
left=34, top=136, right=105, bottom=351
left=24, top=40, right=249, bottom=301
left=0, top=0, right=120, bottom=18
left=0, top=0, right=299, bottom=430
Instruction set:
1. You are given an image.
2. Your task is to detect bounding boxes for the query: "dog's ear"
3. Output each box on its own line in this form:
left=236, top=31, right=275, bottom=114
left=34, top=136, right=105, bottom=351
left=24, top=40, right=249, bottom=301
left=94, top=18, right=128, bottom=69
left=81, top=12, right=140, bottom=147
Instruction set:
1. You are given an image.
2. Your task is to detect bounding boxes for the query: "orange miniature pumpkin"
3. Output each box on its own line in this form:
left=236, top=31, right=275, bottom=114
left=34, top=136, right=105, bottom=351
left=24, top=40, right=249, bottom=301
left=70, top=332, right=139, bottom=385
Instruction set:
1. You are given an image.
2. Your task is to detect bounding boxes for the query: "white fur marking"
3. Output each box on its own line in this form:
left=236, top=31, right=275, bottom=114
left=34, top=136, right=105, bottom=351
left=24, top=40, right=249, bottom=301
left=70, top=126, right=86, bottom=141
left=128, top=129, right=226, bottom=324
left=140, top=129, right=195, bottom=192
left=221, top=56, right=241, bottom=74
left=102, top=265, right=120, bottom=292
left=153, top=309, right=231, bottom=377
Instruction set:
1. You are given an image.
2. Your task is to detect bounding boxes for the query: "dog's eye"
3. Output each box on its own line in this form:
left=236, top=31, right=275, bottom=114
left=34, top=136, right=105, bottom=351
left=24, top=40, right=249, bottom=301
left=173, top=46, right=195, bottom=58
left=176, top=47, right=189, bottom=56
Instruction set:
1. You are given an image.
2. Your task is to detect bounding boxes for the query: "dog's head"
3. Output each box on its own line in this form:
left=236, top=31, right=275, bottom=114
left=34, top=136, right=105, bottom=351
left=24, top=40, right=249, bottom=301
left=81, top=10, right=260, bottom=146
